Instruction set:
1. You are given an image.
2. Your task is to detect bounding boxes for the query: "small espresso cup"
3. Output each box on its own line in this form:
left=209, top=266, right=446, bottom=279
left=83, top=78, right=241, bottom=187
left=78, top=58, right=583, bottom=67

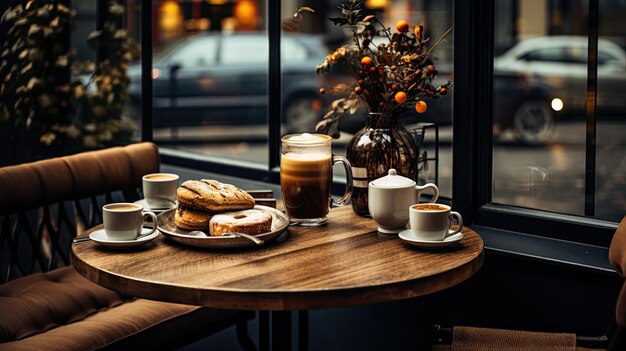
left=409, top=203, right=463, bottom=241
left=142, top=173, right=179, bottom=209
left=103, top=203, right=158, bottom=241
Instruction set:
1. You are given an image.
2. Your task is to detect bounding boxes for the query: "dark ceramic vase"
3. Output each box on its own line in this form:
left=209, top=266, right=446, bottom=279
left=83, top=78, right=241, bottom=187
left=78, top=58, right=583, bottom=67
left=346, top=112, right=419, bottom=217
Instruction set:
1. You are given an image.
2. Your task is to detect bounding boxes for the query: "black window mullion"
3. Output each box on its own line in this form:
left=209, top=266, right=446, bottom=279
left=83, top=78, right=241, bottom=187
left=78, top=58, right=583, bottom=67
left=140, top=0, right=153, bottom=142
left=268, top=0, right=281, bottom=179
left=584, top=0, right=599, bottom=216
left=452, top=0, right=495, bottom=226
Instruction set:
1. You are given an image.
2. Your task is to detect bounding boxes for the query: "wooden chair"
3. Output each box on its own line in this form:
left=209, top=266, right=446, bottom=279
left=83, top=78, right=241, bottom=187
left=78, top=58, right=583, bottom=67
left=0, top=142, right=254, bottom=350
left=431, top=216, right=626, bottom=351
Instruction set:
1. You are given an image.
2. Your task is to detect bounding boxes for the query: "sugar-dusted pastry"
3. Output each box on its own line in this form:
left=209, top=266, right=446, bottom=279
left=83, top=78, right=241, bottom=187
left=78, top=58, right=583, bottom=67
left=176, top=180, right=254, bottom=212
left=209, top=209, right=272, bottom=236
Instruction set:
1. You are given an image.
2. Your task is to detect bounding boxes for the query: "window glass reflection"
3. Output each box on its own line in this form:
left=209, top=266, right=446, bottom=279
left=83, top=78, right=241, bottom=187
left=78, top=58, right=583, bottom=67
left=492, top=0, right=626, bottom=221
left=152, top=0, right=269, bottom=166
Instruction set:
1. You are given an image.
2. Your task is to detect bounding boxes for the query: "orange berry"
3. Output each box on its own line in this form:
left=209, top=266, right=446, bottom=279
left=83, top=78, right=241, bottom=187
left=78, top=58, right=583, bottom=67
left=396, top=20, right=409, bottom=32
left=415, top=100, right=427, bottom=113
left=355, top=86, right=363, bottom=94
left=360, top=56, right=372, bottom=66
left=414, top=25, right=422, bottom=38
left=394, top=91, right=407, bottom=104
left=439, top=87, right=447, bottom=95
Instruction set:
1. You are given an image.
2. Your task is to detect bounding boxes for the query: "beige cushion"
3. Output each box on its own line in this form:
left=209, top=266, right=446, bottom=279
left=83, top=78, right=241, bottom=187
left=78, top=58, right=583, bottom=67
left=0, top=266, right=126, bottom=342
left=0, top=267, right=240, bottom=350
left=450, top=326, right=576, bottom=351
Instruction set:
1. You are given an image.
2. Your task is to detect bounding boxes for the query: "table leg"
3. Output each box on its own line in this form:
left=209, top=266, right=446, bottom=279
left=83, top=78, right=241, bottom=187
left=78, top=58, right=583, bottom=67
left=260, top=310, right=309, bottom=351
left=259, top=311, right=270, bottom=351
left=271, top=311, right=292, bottom=351
left=298, top=310, right=309, bottom=351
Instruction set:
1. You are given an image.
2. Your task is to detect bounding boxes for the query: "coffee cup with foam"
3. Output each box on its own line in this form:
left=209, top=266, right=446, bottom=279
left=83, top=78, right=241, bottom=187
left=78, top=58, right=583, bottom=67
left=409, top=203, right=463, bottom=241
left=103, top=203, right=158, bottom=241
left=142, top=173, right=179, bottom=209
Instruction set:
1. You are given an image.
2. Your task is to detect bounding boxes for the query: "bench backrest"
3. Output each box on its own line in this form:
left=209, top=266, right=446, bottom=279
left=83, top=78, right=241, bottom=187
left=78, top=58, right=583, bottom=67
left=0, top=142, right=159, bottom=283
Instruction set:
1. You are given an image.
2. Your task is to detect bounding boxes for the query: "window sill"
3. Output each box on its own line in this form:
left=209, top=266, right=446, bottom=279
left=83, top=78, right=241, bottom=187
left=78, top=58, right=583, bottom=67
left=474, top=225, right=616, bottom=276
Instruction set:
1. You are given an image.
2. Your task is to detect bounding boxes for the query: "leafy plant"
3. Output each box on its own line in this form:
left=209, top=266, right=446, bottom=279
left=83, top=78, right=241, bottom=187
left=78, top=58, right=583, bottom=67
left=0, top=0, right=139, bottom=148
left=314, top=0, right=453, bottom=137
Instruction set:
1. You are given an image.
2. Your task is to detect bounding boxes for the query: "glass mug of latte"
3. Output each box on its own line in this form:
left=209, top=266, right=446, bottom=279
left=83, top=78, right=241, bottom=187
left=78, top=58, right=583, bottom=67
left=281, top=133, right=353, bottom=226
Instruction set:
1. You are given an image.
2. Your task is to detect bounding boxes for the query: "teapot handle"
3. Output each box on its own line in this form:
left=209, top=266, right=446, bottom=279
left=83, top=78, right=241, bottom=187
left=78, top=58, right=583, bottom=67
left=415, top=183, right=439, bottom=204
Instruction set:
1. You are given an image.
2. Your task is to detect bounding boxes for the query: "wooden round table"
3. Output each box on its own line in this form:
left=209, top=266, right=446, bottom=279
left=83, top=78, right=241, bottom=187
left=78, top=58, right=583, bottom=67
left=72, top=205, right=483, bottom=350
left=72, top=205, right=483, bottom=310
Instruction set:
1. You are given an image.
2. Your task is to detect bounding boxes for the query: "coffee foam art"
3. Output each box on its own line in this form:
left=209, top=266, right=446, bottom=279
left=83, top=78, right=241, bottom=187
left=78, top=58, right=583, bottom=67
left=144, top=174, right=178, bottom=181
left=285, top=133, right=331, bottom=144
left=105, top=203, right=142, bottom=211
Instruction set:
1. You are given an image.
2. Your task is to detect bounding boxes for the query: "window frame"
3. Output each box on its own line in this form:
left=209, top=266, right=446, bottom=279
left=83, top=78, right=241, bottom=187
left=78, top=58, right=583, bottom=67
left=140, top=0, right=619, bottom=248
left=453, top=0, right=617, bottom=247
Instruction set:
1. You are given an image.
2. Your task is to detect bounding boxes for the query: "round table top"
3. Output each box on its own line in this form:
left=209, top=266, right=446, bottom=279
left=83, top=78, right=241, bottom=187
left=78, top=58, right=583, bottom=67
left=71, top=206, right=484, bottom=311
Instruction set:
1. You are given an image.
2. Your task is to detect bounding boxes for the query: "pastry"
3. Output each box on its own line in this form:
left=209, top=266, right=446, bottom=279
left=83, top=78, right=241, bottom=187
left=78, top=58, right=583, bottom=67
left=209, top=209, right=272, bottom=236
left=174, top=204, right=212, bottom=231
left=176, top=180, right=255, bottom=212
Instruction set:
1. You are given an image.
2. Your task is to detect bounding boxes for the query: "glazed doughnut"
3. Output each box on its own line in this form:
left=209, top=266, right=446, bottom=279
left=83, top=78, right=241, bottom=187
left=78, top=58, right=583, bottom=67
left=209, top=209, right=272, bottom=236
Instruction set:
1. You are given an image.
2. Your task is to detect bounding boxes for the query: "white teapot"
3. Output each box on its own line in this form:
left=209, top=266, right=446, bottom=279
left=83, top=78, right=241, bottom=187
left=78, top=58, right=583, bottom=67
left=368, top=169, right=439, bottom=234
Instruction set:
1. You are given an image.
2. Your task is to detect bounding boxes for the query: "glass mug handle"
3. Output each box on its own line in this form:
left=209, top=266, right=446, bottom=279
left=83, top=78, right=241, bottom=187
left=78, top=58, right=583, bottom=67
left=331, top=155, right=353, bottom=207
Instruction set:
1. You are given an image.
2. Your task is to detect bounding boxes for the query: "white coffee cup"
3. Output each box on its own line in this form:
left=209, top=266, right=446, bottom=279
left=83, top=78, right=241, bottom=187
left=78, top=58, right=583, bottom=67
left=368, top=169, right=439, bottom=234
left=142, top=173, right=179, bottom=209
left=409, top=203, right=463, bottom=241
left=103, top=203, right=158, bottom=241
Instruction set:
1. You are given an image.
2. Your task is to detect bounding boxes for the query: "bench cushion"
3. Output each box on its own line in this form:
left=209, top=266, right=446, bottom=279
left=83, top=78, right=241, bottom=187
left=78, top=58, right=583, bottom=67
left=0, top=267, right=239, bottom=350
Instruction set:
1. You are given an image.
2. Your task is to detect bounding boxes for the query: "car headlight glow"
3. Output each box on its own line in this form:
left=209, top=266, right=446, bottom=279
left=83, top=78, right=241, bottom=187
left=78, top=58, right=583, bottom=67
left=551, top=98, right=564, bottom=112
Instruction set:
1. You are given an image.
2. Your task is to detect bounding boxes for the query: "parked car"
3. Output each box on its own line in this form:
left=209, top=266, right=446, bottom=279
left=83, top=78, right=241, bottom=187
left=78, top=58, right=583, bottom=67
left=495, top=36, right=626, bottom=120
left=126, top=33, right=335, bottom=132
left=347, top=36, right=626, bottom=145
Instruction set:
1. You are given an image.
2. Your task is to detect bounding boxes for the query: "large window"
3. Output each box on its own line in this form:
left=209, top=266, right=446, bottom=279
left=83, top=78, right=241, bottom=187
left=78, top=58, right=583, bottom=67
left=151, top=0, right=269, bottom=167
left=491, top=0, right=625, bottom=222
left=140, top=0, right=622, bottom=245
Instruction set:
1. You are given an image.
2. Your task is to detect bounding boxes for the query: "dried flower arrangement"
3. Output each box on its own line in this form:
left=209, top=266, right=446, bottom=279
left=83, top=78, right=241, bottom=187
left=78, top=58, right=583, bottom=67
left=314, top=0, right=453, bottom=137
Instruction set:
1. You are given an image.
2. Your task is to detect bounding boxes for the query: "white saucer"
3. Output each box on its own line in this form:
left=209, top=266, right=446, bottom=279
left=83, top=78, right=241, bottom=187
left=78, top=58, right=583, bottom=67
left=89, top=228, right=159, bottom=248
left=134, top=199, right=177, bottom=213
left=398, top=230, right=464, bottom=249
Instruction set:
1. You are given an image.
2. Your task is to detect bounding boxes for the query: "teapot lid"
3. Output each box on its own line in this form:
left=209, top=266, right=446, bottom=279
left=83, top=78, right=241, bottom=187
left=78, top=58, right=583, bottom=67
left=370, top=169, right=415, bottom=187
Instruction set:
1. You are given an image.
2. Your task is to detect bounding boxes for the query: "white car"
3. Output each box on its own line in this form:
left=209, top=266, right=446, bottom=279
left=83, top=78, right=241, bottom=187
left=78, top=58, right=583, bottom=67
left=495, top=36, right=626, bottom=120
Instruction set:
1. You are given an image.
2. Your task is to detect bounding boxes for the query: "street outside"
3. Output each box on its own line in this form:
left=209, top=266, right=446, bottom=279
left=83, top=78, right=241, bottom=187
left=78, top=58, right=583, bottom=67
left=156, top=120, right=625, bottom=222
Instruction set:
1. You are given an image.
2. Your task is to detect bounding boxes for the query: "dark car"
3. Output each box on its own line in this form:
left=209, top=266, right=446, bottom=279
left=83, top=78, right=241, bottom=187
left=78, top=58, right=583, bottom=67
left=127, top=33, right=334, bottom=132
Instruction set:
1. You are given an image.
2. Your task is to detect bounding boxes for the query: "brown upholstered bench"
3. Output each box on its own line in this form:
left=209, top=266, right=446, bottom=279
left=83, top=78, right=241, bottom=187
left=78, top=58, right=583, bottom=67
left=0, top=143, right=253, bottom=350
